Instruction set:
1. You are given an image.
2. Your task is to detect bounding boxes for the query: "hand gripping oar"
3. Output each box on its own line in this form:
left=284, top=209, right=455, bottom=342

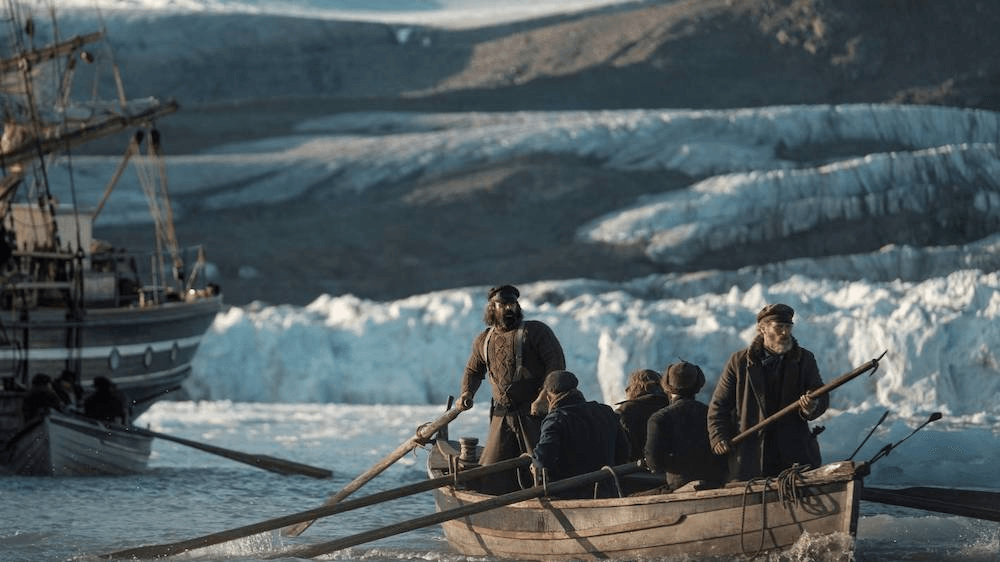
left=124, top=425, right=332, bottom=479
left=282, top=403, right=466, bottom=537
left=729, top=350, right=887, bottom=447
left=266, top=461, right=645, bottom=560
left=100, top=454, right=531, bottom=560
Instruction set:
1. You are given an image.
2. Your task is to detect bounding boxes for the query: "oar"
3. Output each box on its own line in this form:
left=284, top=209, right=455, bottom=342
left=847, top=409, right=890, bottom=461
left=124, top=425, right=332, bottom=479
left=268, top=461, right=645, bottom=560
left=282, top=403, right=466, bottom=537
left=865, top=411, right=942, bottom=464
left=730, top=350, right=887, bottom=446
left=100, top=454, right=531, bottom=560
left=861, top=486, right=1000, bottom=522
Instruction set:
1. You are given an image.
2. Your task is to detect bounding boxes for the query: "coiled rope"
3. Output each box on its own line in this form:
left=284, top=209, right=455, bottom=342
left=740, top=464, right=808, bottom=558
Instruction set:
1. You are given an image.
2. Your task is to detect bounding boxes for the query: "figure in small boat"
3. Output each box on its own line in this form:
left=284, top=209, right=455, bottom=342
left=707, top=303, right=828, bottom=480
left=21, top=373, right=65, bottom=422
left=84, top=376, right=130, bottom=425
left=53, top=370, right=84, bottom=411
left=615, top=368, right=669, bottom=462
left=457, top=284, right=566, bottom=494
left=530, top=370, right=630, bottom=499
left=645, top=361, right=727, bottom=491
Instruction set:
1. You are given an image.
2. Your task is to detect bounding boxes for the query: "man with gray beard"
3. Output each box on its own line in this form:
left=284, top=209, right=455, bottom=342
left=707, top=303, right=828, bottom=481
left=458, top=284, right=566, bottom=494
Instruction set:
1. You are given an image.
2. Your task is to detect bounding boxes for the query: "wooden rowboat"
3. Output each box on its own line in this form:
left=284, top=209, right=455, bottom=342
left=0, top=410, right=152, bottom=476
left=428, top=439, right=864, bottom=560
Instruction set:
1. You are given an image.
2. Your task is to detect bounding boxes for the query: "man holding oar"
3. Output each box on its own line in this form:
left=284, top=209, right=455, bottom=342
left=708, top=303, right=828, bottom=481
left=458, top=284, right=566, bottom=494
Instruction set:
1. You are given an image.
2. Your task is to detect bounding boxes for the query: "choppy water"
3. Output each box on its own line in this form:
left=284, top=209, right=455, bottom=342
left=2, top=402, right=997, bottom=562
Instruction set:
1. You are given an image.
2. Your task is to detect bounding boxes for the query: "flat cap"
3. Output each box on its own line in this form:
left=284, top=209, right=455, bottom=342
left=757, top=303, right=794, bottom=324
left=488, top=284, right=520, bottom=303
left=543, top=370, right=579, bottom=394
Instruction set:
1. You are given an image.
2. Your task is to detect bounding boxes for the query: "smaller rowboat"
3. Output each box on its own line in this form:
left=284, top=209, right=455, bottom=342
left=428, top=438, right=864, bottom=560
left=0, top=410, right=152, bottom=476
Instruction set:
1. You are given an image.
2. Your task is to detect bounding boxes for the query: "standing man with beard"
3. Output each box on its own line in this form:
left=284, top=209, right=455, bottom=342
left=707, top=303, right=828, bottom=481
left=458, top=284, right=566, bottom=494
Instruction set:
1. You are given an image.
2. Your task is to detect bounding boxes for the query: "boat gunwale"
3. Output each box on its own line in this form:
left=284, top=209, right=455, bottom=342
left=431, top=456, right=864, bottom=510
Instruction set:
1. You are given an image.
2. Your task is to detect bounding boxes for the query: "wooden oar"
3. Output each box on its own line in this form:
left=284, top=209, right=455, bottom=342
left=862, top=486, right=1000, bottom=522
left=730, top=350, right=887, bottom=446
left=865, top=411, right=942, bottom=464
left=124, top=425, right=332, bottom=479
left=847, top=409, right=889, bottom=460
left=100, top=454, right=531, bottom=560
left=269, top=461, right=645, bottom=560
left=282, top=403, right=466, bottom=537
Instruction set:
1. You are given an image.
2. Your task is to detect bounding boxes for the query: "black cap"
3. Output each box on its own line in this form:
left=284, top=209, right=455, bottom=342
left=662, top=362, right=705, bottom=394
left=543, top=370, right=579, bottom=394
left=488, top=284, right=520, bottom=303
left=757, top=303, right=794, bottom=324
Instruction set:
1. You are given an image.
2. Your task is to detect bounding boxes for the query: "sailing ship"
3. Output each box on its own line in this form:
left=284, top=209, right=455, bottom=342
left=0, top=4, right=222, bottom=475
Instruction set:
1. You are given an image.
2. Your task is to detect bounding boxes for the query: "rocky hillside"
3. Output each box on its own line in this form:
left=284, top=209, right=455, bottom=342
left=92, top=0, right=1000, bottom=305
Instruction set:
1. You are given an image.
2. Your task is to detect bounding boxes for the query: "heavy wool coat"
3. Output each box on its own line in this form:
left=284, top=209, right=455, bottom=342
left=707, top=336, right=828, bottom=481
left=461, top=320, right=565, bottom=411
left=534, top=391, right=631, bottom=499
left=646, top=397, right=728, bottom=490
left=616, top=392, right=670, bottom=462
left=460, top=320, right=565, bottom=494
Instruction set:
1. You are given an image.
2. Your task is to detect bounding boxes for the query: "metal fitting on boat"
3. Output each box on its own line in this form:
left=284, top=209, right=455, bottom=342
left=458, top=436, right=479, bottom=466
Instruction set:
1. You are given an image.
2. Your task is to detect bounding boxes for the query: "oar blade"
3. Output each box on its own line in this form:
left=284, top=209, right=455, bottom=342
left=132, top=426, right=333, bottom=479
left=862, top=486, right=1000, bottom=522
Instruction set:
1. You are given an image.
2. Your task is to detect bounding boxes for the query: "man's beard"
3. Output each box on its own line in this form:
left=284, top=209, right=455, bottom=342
left=769, top=338, right=792, bottom=354
left=500, top=312, right=518, bottom=330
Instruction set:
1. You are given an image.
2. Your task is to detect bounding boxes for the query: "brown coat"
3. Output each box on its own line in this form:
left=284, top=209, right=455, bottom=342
left=461, top=320, right=565, bottom=411
left=460, top=320, right=565, bottom=494
left=707, top=336, right=828, bottom=481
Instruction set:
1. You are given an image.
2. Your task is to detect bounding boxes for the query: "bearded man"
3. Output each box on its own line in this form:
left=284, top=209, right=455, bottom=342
left=458, top=284, right=566, bottom=494
left=707, top=303, right=828, bottom=481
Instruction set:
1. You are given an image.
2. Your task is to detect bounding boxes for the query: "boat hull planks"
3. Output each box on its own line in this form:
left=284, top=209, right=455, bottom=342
left=429, top=443, right=862, bottom=560
left=3, top=411, right=152, bottom=476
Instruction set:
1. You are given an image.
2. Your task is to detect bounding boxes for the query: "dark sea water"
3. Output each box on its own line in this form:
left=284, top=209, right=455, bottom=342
left=2, top=403, right=997, bottom=562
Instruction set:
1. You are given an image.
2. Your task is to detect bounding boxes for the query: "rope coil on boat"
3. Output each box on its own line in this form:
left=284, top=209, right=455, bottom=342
left=739, top=464, right=808, bottom=558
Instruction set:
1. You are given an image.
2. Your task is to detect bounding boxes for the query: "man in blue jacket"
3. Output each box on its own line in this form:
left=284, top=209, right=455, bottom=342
left=531, top=370, right=630, bottom=499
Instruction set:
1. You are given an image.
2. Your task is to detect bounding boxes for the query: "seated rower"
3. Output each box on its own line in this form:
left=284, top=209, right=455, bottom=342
left=84, top=376, right=130, bottom=425
left=615, top=368, right=669, bottom=462
left=645, top=361, right=727, bottom=491
left=531, top=370, right=630, bottom=499
left=22, top=373, right=65, bottom=422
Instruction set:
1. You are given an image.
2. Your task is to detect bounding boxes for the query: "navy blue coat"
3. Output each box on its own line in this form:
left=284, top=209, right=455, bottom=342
left=533, top=392, right=630, bottom=498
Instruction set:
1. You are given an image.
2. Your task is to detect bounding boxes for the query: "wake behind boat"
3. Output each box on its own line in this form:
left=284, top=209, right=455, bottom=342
left=0, top=2, right=222, bottom=475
